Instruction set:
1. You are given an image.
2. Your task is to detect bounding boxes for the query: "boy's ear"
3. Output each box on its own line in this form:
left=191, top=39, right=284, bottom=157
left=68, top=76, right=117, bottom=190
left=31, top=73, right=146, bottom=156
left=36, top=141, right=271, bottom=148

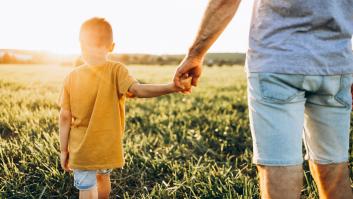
left=109, top=43, right=115, bottom=52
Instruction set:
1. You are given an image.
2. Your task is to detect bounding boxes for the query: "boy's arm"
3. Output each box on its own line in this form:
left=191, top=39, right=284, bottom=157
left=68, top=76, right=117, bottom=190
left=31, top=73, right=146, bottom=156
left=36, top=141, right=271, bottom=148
left=59, top=108, right=71, bottom=171
left=128, top=83, right=179, bottom=98
left=128, top=77, right=192, bottom=98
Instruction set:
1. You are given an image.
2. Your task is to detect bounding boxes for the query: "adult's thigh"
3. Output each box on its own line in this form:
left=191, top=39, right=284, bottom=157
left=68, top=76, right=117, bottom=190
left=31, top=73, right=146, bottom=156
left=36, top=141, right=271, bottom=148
left=248, top=73, right=306, bottom=166
left=303, top=74, right=352, bottom=164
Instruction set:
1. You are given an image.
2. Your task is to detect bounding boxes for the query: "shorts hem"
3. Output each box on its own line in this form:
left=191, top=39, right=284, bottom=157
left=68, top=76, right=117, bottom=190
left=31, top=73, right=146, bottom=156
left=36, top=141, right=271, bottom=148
left=306, top=158, right=349, bottom=165
left=253, top=158, right=303, bottom=166
left=75, top=184, right=97, bottom=191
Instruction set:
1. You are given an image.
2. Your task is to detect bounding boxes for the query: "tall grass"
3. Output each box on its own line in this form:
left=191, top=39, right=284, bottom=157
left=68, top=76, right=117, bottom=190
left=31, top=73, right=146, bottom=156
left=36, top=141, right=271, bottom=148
left=0, top=65, right=352, bottom=198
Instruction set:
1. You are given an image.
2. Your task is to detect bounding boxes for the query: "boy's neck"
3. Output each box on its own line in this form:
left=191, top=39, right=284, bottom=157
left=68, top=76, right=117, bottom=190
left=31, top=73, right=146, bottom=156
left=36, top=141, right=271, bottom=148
left=84, top=56, right=107, bottom=66
left=82, top=47, right=109, bottom=66
left=84, top=59, right=107, bottom=66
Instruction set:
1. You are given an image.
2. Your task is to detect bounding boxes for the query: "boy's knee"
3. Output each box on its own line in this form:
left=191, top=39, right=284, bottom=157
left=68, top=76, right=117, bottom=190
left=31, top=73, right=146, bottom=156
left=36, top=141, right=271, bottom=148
left=96, top=173, right=111, bottom=198
left=96, top=173, right=111, bottom=183
left=96, top=173, right=109, bottom=178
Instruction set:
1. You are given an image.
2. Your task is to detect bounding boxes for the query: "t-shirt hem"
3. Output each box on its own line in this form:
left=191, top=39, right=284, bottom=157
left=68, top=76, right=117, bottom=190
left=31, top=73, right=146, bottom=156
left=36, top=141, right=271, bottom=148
left=69, top=162, right=125, bottom=170
left=120, top=79, right=138, bottom=95
left=246, top=64, right=353, bottom=75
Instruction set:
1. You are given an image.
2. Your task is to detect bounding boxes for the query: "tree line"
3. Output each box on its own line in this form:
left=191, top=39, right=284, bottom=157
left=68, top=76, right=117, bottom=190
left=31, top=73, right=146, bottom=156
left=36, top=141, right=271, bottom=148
left=0, top=51, right=246, bottom=67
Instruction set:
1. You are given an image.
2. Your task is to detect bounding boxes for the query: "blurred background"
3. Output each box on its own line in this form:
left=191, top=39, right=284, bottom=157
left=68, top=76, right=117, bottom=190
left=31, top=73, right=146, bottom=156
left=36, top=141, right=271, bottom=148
left=0, top=0, right=252, bottom=67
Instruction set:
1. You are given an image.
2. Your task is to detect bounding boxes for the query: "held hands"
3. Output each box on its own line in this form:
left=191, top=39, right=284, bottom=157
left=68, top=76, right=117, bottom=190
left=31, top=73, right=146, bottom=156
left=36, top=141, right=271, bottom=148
left=173, top=55, right=203, bottom=93
left=174, top=74, right=192, bottom=94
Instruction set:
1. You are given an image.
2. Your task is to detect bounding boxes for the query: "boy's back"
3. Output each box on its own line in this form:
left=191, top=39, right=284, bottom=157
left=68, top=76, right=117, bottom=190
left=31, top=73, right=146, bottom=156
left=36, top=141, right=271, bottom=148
left=60, top=61, right=136, bottom=169
left=59, top=17, right=191, bottom=197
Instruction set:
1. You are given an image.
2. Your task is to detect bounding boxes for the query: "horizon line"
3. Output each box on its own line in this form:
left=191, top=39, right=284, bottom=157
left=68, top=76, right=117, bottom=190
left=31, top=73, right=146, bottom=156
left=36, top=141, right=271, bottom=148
left=0, top=48, right=247, bottom=56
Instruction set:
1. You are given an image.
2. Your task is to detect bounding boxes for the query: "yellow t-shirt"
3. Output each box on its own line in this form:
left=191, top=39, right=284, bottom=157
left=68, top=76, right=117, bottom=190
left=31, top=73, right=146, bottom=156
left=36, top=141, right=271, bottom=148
left=59, top=61, right=137, bottom=170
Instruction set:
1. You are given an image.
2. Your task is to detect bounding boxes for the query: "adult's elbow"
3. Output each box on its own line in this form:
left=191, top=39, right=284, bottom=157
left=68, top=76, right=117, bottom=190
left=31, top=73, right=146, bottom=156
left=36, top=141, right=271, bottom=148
left=215, top=0, right=239, bottom=6
left=223, top=0, right=240, bottom=5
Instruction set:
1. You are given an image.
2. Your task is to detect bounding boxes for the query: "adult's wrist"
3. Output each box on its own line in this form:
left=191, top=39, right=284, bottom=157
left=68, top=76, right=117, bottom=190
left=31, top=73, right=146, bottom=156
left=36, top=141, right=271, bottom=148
left=187, top=49, right=205, bottom=63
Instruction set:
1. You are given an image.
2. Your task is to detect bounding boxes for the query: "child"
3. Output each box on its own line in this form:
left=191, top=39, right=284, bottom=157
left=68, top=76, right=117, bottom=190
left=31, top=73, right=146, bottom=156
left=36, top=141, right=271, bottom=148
left=58, top=17, right=191, bottom=199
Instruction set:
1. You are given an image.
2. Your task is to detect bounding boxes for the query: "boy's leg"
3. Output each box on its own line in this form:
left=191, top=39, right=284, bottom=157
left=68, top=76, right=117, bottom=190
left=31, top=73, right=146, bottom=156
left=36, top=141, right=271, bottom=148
left=74, top=170, right=98, bottom=199
left=96, top=170, right=112, bottom=199
left=79, top=187, right=98, bottom=199
left=247, top=73, right=307, bottom=198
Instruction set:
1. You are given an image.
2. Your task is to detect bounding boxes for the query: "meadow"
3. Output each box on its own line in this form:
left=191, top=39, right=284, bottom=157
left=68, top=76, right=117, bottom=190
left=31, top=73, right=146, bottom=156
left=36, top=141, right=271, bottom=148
left=0, top=64, right=352, bottom=198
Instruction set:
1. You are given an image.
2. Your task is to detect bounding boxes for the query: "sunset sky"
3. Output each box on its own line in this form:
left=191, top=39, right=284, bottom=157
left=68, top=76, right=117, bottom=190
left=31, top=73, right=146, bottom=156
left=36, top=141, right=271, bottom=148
left=0, top=0, right=253, bottom=55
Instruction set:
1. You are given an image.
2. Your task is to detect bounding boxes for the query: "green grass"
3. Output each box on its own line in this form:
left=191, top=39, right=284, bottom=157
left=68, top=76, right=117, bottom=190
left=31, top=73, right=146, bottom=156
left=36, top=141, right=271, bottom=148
left=0, top=64, right=352, bottom=198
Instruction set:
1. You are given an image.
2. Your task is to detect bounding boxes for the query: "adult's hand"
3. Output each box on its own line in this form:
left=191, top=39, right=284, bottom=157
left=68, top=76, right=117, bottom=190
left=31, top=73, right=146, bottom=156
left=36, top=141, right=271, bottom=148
left=173, top=0, right=240, bottom=91
left=174, top=55, right=203, bottom=91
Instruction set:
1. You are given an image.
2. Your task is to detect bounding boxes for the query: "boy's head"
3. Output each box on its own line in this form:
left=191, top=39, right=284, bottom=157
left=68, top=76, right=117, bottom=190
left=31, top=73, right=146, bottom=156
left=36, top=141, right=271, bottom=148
left=79, top=17, right=115, bottom=64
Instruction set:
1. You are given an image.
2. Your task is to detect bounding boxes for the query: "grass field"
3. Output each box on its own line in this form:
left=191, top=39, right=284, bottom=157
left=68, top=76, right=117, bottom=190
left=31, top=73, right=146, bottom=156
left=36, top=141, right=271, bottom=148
left=0, top=64, right=352, bottom=198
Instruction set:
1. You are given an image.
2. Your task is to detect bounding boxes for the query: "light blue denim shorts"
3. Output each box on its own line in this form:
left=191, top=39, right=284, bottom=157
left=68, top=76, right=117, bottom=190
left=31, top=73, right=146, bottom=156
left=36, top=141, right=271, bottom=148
left=248, top=72, right=352, bottom=166
left=73, top=169, right=112, bottom=190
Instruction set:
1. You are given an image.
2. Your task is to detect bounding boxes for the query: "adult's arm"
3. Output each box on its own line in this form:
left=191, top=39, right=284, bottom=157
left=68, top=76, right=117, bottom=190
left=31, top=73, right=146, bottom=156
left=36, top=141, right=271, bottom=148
left=174, top=0, right=241, bottom=88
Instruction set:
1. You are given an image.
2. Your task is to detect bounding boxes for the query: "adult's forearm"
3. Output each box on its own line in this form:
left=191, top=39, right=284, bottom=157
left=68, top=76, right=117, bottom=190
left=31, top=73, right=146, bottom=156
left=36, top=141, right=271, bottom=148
left=188, top=0, right=241, bottom=59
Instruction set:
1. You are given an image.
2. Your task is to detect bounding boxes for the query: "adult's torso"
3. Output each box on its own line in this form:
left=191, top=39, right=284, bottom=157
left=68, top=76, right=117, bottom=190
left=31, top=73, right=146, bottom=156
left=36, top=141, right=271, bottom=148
left=246, top=0, right=353, bottom=75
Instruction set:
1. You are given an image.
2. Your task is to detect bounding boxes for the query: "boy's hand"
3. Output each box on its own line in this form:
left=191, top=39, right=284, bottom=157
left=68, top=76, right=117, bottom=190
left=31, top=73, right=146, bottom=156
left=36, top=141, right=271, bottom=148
left=174, top=56, right=203, bottom=88
left=175, top=75, right=192, bottom=93
left=181, top=75, right=192, bottom=91
left=60, top=151, right=71, bottom=172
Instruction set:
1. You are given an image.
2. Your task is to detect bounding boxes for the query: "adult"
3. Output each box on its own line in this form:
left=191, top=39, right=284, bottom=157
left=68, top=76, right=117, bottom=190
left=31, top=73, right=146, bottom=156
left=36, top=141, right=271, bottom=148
left=174, top=0, right=353, bottom=198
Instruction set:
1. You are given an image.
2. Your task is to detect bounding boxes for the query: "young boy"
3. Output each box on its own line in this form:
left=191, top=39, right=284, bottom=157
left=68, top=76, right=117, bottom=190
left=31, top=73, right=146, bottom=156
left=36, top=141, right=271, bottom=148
left=59, top=17, right=191, bottom=199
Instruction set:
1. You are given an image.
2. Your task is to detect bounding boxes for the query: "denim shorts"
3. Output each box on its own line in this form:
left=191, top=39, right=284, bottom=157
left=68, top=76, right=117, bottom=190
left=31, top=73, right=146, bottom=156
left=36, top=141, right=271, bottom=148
left=248, top=72, right=352, bottom=166
left=73, top=169, right=112, bottom=190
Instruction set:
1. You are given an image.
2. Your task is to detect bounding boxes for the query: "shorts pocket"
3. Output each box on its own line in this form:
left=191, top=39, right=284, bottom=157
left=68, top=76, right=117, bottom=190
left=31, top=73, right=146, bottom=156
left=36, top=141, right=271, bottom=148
left=334, top=74, right=352, bottom=109
left=258, top=73, right=304, bottom=103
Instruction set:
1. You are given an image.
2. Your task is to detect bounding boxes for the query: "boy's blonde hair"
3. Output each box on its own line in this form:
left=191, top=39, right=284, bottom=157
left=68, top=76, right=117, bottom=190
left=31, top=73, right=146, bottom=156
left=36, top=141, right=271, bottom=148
left=80, top=17, right=113, bottom=47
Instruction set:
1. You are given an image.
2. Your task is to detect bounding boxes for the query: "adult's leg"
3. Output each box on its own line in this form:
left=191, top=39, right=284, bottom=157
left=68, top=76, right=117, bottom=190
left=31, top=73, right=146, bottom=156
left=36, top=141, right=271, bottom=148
left=257, top=165, right=303, bottom=199
left=309, top=162, right=353, bottom=199
left=247, top=73, right=307, bottom=198
left=96, top=173, right=111, bottom=199
left=303, top=74, right=353, bottom=199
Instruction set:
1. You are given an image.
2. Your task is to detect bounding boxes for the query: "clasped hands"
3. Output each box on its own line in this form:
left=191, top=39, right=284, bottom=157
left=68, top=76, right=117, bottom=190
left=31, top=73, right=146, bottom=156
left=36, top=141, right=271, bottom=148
left=174, top=55, right=203, bottom=94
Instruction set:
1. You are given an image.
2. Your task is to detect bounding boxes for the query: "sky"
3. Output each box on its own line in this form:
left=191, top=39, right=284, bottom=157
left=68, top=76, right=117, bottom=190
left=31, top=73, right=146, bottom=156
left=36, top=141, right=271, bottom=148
left=0, top=0, right=253, bottom=55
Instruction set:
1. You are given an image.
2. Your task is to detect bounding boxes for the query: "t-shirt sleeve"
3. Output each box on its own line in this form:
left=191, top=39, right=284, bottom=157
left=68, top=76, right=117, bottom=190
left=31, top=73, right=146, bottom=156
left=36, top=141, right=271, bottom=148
left=117, top=64, right=137, bottom=95
left=58, top=75, right=71, bottom=110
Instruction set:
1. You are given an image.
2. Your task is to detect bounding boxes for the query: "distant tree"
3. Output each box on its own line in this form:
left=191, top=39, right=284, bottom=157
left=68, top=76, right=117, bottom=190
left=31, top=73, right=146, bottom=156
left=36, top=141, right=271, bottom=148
left=206, top=59, right=214, bottom=67
left=2, top=52, right=13, bottom=64
left=119, top=54, right=130, bottom=63
left=74, top=56, right=84, bottom=67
